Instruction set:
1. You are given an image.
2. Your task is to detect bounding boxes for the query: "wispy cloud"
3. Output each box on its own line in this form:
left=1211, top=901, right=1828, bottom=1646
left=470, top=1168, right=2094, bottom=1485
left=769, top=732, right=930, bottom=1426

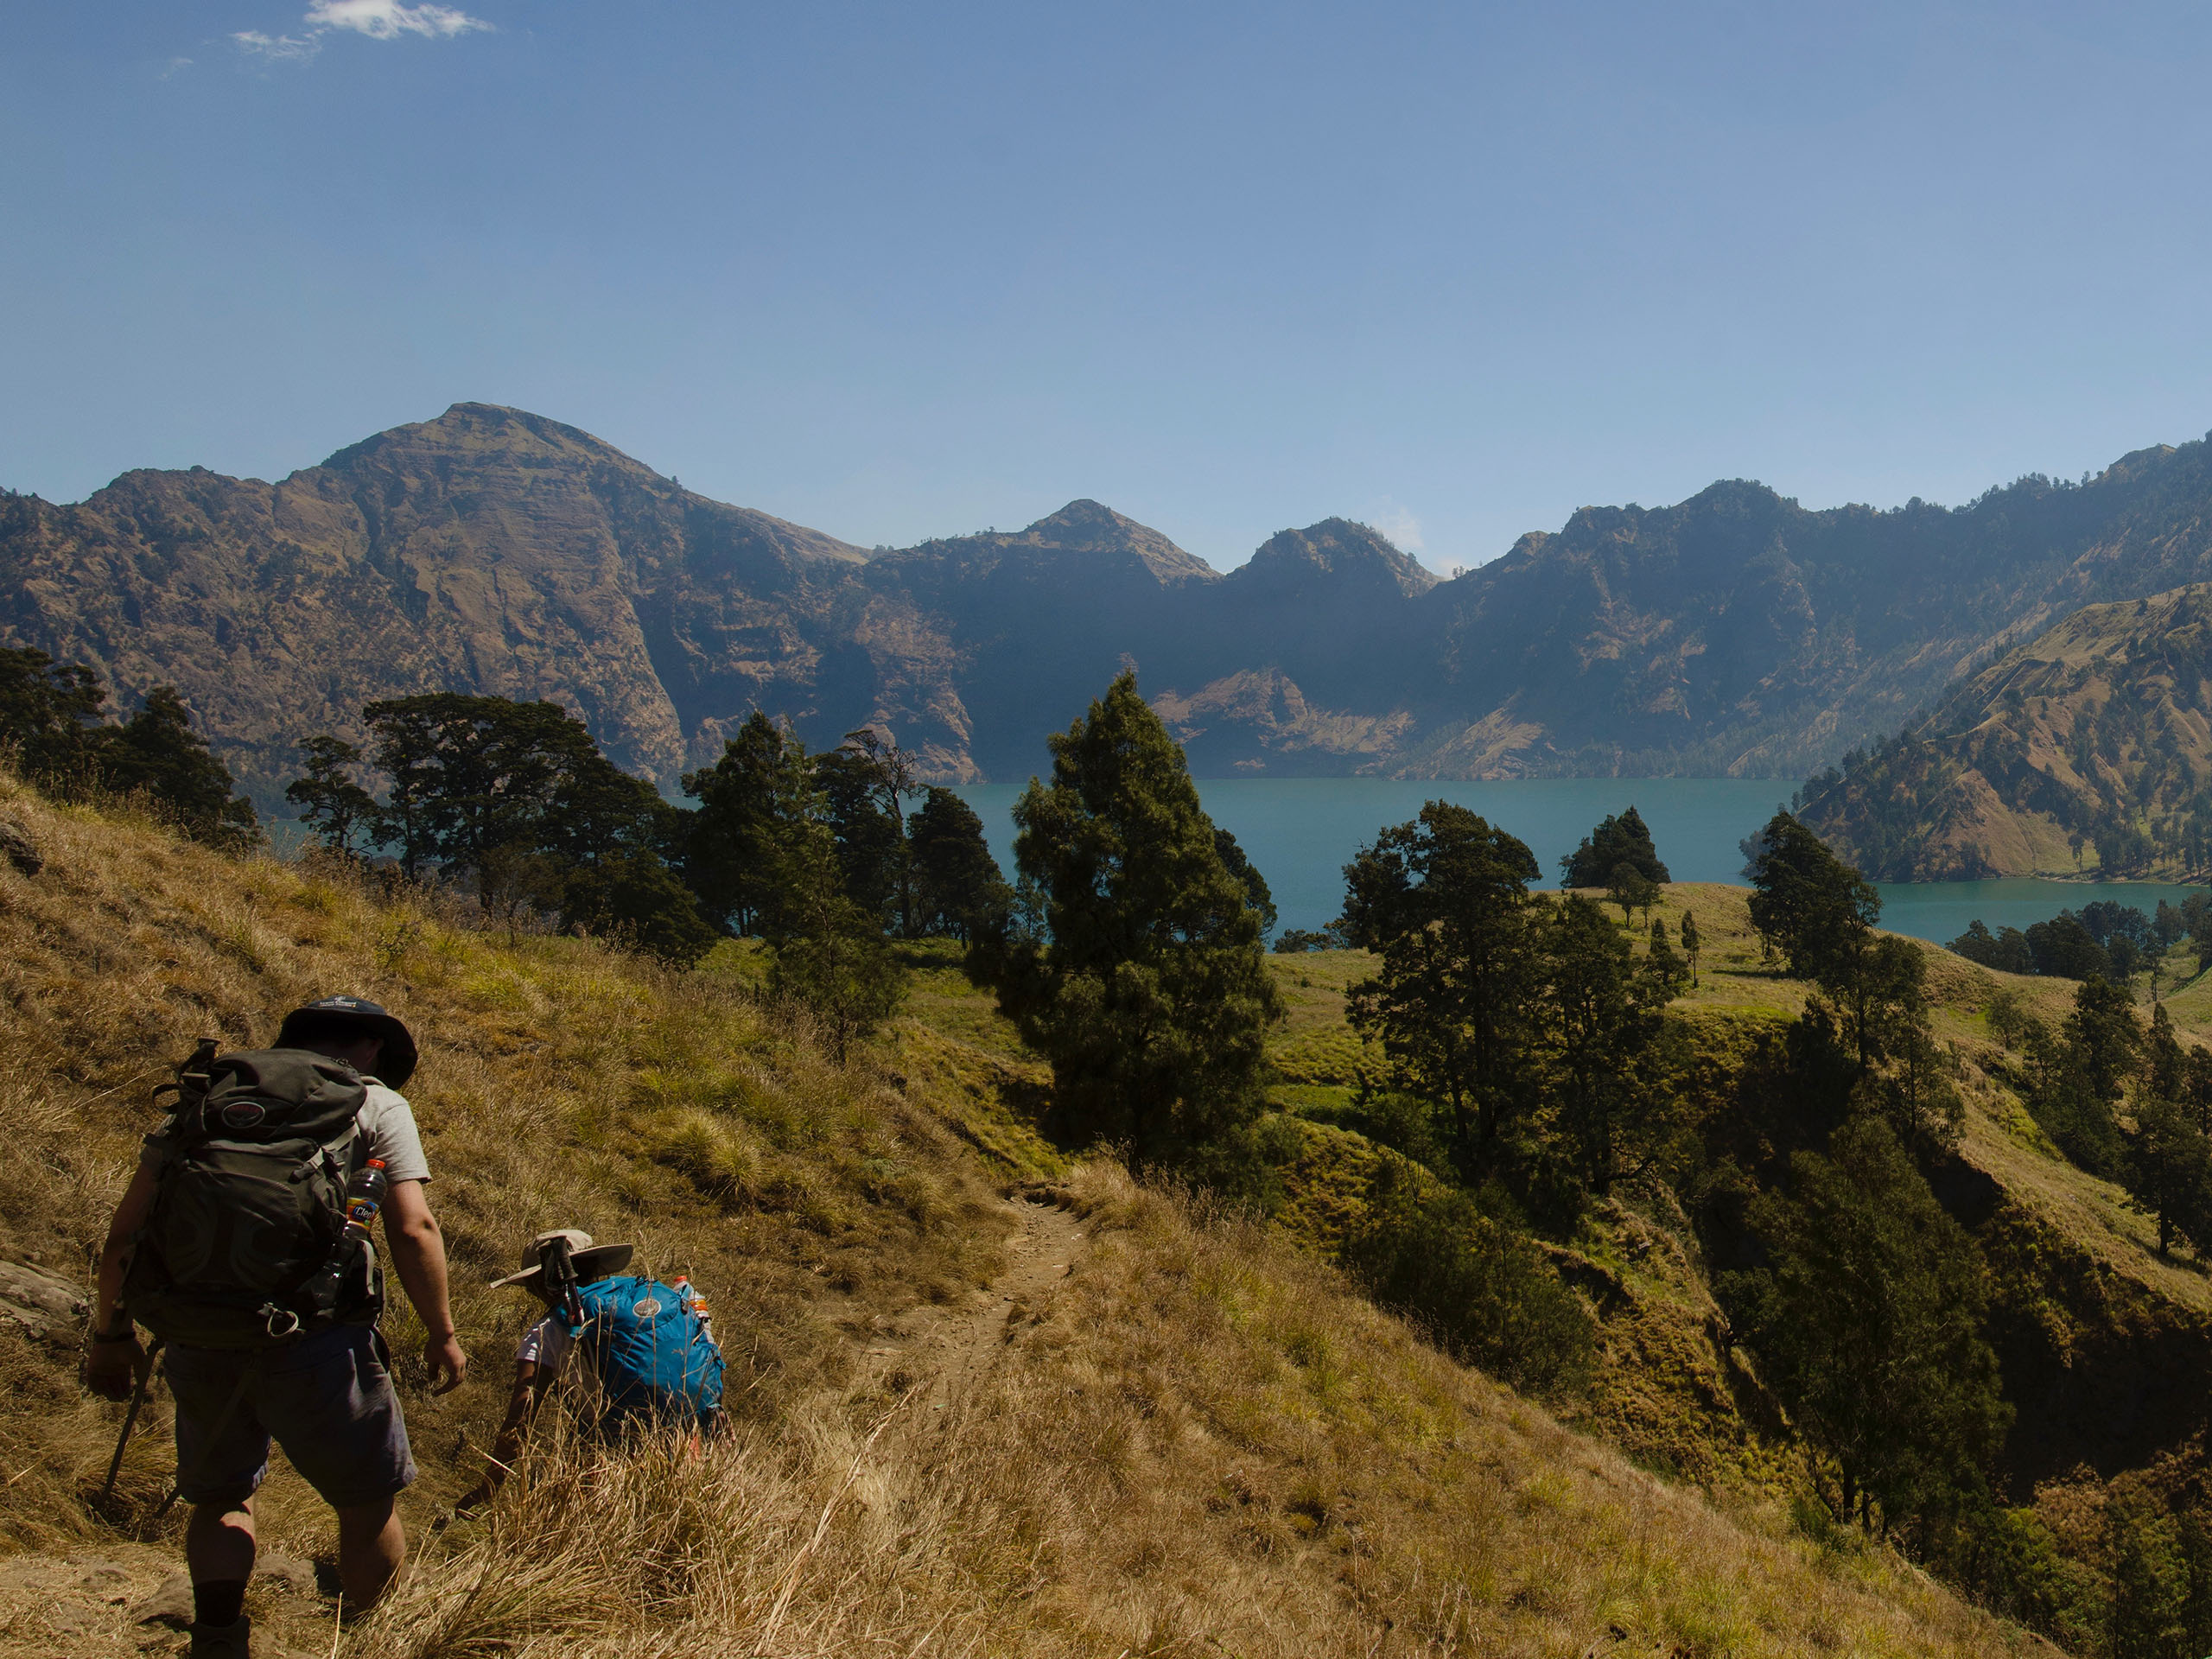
left=307, top=0, right=487, bottom=40
left=1366, top=500, right=1425, bottom=555
left=235, top=0, right=487, bottom=61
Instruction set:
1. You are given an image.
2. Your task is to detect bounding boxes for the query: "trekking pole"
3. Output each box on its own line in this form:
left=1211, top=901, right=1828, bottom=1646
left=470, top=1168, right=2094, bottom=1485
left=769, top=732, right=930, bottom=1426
left=97, top=1337, right=164, bottom=1510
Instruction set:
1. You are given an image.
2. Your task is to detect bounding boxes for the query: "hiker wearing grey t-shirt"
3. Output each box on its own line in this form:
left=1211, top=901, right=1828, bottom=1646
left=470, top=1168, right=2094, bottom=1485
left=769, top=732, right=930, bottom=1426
left=86, top=997, right=467, bottom=1658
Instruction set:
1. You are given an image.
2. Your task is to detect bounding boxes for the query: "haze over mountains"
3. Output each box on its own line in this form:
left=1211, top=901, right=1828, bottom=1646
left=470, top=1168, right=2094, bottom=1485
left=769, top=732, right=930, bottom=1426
left=14, top=401, right=2212, bottom=807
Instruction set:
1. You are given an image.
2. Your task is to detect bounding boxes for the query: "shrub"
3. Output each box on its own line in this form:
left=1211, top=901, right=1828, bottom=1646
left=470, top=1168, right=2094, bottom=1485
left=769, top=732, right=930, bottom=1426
left=1341, top=1160, right=1594, bottom=1400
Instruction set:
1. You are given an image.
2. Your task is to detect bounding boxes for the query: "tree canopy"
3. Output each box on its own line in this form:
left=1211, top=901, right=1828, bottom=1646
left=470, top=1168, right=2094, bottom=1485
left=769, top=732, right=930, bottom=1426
left=986, top=671, right=1282, bottom=1168
left=1560, top=804, right=1669, bottom=889
left=1745, top=811, right=1880, bottom=978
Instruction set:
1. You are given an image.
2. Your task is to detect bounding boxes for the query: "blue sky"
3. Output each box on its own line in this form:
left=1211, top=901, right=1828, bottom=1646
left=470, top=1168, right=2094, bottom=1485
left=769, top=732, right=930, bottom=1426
left=7, top=3, right=2212, bottom=573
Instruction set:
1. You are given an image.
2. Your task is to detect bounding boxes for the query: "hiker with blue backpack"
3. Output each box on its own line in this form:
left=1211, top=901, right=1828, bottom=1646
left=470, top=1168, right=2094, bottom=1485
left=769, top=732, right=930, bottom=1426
left=455, top=1228, right=724, bottom=1513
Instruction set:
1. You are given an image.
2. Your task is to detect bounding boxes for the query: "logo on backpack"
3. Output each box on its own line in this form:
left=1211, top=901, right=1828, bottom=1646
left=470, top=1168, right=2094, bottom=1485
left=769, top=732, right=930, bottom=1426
left=123, top=1044, right=382, bottom=1350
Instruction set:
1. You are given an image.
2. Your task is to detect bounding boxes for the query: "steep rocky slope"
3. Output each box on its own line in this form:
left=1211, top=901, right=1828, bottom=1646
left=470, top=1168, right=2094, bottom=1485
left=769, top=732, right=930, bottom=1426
left=21, top=404, right=2212, bottom=801
left=1798, top=584, right=2212, bottom=879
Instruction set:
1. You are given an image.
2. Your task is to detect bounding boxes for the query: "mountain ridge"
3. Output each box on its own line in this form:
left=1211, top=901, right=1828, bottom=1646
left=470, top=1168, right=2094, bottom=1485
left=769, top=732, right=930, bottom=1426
left=18, top=402, right=2212, bottom=804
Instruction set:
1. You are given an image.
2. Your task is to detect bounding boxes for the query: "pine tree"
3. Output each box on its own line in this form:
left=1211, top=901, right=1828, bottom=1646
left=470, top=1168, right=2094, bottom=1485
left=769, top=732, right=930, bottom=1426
left=1647, top=915, right=1688, bottom=988
left=906, top=787, right=1011, bottom=941
left=988, top=672, right=1282, bottom=1166
left=1732, top=1115, right=2012, bottom=1538
left=285, top=734, right=380, bottom=857
left=1560, top=804, right=1670, bottom=888
left=1680, top=909, right=1702, bottom=987
left=1212, top=827, right=1277, bottom=934
left=816, top=742, right=903, bottom=923
left=1543, top=895, right=1669, bottom=1193
left=349, top=694, right=712, bottom=957
left=0, top=647, right=105, bottom=783
left=1342, top=801, right=1541, bottom=1180
left=95, top=687, right=260, bottom=851
left=1745, top=810, right=1880, bottom=978
left=682, top=712, right=833, bottom=938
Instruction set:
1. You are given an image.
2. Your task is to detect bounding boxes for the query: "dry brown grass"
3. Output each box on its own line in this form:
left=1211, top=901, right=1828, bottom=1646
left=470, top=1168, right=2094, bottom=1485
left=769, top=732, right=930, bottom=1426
left=342, top=1166, right=2045, bottom=1658
left=0, top=780, right=2050, bottom=1656
left=0, top=772, right=1019, bottom=1565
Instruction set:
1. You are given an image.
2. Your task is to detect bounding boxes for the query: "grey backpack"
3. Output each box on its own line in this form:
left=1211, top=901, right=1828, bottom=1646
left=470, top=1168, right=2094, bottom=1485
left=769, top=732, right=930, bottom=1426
left=124, top=1044, right=381, bottom=1348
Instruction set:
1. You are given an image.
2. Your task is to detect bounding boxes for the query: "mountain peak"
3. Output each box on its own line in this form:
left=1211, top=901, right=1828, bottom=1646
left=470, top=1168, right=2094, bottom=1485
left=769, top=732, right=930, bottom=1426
left=316, top=401, right=654, bottom=480
left=1239, top=518, right=1437, bottom=597
left=1003, top=499, right=1217, bottom=582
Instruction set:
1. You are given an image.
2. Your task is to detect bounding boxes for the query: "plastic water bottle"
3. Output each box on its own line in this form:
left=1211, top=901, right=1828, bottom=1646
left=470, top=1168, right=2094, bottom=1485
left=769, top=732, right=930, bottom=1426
left=301, top=1159, right=388, bottom=1315
left=341, top=1159, right=390, bottom=1235
left=672, top=1274, right=712, bottom=1336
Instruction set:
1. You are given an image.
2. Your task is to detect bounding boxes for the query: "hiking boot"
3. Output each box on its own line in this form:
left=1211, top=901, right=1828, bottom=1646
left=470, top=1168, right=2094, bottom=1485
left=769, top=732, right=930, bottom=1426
left=187, top=1613, right=251, bottom=1656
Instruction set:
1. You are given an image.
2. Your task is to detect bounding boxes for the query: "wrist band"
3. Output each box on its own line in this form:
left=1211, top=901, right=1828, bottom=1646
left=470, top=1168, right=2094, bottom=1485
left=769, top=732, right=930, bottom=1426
left=90, top=1328, right=136, bottom=1344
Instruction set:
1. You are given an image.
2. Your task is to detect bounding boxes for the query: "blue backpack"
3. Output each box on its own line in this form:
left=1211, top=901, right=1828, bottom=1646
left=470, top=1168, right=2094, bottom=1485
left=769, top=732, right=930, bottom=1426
left=570, top=1275, right=725, bottom=1430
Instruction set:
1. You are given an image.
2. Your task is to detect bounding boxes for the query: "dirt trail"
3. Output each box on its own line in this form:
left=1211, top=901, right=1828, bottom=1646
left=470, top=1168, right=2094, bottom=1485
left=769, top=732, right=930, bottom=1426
left=847, top=1186, right=1090, bottom=1427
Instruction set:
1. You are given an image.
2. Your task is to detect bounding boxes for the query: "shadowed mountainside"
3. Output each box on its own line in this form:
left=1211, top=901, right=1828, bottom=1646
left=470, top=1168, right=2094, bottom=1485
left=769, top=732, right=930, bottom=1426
left=16, top=404, right=2212, bottom=802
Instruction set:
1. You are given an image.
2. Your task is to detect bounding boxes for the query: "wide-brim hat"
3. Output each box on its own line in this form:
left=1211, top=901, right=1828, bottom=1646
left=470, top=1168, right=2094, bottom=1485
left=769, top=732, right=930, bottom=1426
left=491, top=1228, right=635, bottom=1291
left=276, top=995, right=419, bottom=1089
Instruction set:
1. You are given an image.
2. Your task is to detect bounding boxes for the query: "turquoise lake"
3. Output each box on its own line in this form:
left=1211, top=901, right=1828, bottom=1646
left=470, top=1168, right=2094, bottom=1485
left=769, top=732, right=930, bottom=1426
left=950, top=777, right=2205, bottom=945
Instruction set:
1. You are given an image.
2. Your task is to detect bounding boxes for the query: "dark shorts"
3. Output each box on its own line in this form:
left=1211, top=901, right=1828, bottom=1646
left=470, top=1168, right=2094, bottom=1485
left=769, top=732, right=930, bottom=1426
left=165, top=1324, right=417, bottom=1510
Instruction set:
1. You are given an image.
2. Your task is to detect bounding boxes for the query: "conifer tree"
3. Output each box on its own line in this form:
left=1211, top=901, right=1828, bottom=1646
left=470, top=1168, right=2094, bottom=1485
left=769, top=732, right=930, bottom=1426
left=1544, top=894, right=1669, bottom=1193
left=96, top=687, right=260, bottom=851
left=2124, top=1096, right=2212, bottom=1256
left=1560, top=804, right=1669, bottom=889
left=1341, top=802, right=1541, bottom=1179
left=682, top=711, right=832, bottom=938
left=815, top=742, right=903, bottom=923
left=1212, top=827, right=1277, bottom=934
left=988, top=672, right=1282, bottom=1166
left=1745, top=810, right=1879, bottom=978
left=338, top=695, right=712, bottom=960
left=285, top=734, right=379, bottom=857
left=0, top=647, right=104, bottom=782
left=906, top=787, right=1011, bottom=941
left=1732, top=1115, right=2012, bottom=1538
left=1680, top=909, right=1702, bottom=987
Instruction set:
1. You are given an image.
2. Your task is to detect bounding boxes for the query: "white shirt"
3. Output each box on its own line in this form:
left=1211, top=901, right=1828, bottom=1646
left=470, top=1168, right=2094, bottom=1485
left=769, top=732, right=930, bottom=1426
left=516, top=1313, right=575, bottom=1375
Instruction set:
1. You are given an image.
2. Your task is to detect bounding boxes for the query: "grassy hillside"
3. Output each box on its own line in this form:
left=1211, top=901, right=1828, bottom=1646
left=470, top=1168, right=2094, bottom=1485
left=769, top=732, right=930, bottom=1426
left=0, top=780, right=2053, bottom=1657
left=1266, top=882, right=2212, bottom=1647
left=1798, top=583, right=2212, bottom=880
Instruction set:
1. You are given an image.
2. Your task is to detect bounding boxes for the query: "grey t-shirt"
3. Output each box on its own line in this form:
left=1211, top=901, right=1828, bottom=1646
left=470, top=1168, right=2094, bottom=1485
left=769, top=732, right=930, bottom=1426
left=141, top=1078, right=430, bottom=1185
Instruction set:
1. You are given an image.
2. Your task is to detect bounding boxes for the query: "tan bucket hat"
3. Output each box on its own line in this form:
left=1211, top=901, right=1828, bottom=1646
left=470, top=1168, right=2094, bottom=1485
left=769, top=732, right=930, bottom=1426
left=490, top=1228, right=635, bottom=1290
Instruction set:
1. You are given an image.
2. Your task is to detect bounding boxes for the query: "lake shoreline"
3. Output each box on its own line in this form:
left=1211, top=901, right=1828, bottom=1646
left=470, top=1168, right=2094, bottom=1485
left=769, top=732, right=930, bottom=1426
left=951, top=777, right=2205, bottom=948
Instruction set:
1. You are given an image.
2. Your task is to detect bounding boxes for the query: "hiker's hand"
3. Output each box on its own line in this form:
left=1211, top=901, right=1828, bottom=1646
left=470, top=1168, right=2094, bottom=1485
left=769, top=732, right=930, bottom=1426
left=82, top=1331, right=143, bottom=1402
left=424, top=1332, right=467, bottom=1395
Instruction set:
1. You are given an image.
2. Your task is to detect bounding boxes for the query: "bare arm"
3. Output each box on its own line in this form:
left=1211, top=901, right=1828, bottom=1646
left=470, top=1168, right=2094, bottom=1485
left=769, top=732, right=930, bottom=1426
left=458, top=1359, right=552, bottom=1510
left=83, top=1163, right=159, bottom=1399
left=382, top=1178, right=467, bottom=1393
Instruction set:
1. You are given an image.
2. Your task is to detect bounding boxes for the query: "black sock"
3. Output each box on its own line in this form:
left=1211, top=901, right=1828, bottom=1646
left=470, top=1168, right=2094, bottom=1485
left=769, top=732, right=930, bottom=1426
left=194, top=1579, right=247, bottom=1629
